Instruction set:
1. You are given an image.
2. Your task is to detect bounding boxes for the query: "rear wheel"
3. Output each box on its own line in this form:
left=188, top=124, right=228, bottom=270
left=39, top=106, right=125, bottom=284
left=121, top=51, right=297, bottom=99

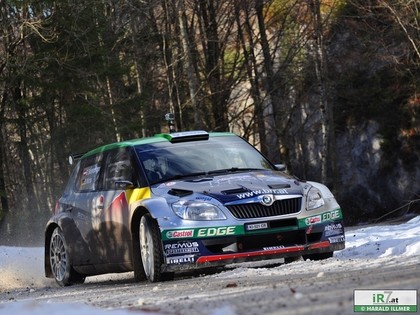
left=49, top=227, right=85, bottom=286
left=139, top=214, right=166, bottom=282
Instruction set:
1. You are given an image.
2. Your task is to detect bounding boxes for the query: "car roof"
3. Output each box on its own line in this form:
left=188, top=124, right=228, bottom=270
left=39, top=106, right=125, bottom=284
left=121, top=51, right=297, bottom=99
left=81, top=131, right=235, bottom=159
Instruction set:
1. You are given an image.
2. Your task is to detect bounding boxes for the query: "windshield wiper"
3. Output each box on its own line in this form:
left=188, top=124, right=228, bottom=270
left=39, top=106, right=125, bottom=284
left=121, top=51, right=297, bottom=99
left=207, top=167, right=266, bottom=175
left=150, top=168, right=267, bottom=185
left=150, top=172, right=207, bottom=184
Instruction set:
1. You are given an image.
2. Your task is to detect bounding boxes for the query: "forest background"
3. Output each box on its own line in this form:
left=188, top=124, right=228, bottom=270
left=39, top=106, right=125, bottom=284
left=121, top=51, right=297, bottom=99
left=0, top=0, right=419, bottom=245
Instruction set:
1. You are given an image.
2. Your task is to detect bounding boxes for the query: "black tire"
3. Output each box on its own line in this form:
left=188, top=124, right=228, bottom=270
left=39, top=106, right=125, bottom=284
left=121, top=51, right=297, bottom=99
left=133, top=237, right=147, bottom=282
left=71, top=272, right=86, bottom=284
left=139, top=214, right=166, bottom=282
left=284, top=256, right=302, bottom=264
left=303, top=251, right=333, bottom=261
left=49, top=227, right=85, bottom=286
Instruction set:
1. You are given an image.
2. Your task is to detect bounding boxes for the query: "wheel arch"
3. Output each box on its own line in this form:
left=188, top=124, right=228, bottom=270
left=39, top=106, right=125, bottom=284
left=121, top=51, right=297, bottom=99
left=129, top=197, right=169, bottom=247
left=130, top=201, right=167, bottom=257
left=44, top=215, right=86, bottom=278
left=131, top=206, right=150, bottom=243
left=130, top=206, right=150, bottom=281
left=129, top=198, right=170, bottom=281
left=44, top=222, right=59, bottom=278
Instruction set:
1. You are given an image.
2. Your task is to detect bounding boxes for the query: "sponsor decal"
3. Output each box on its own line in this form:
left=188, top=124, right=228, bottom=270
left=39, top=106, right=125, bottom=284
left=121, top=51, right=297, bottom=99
left=158, top=181, right=176, bottom=188
left=325, top=229, right=344, bottom=237
left=322, top=209, right=341, bottom=221
left=212, top=175, right=255, bottom=185
left=92, top=192, right=129, bottom=229
left=299, top=209, right=343, bottom=227
left=328, top=235, right=345, bottom=244
left=197, top=226, right=236, bottom=237
left=166, top=230, right=194, bottom=239
left=245, top=222, right=268, bottom=231
left=196, top=196, right=212, bottom=202
left=107, top=192, right=127, bottom=212
left=305, top=215, right=321, bottom=225
left=324, top=223, right=344, bottom=237
left=166, top=255, right=196, bottom=264
left=263, top=246, right=285, bottom=250
left=126, top=187, right=151, bottom=204
left=162, top=225, right=244, bottom=240
left=82, top=178, right=92, bottom=185
left=83, top=165, right=100, bottom=176
left=236, top=188, right=288, bottom=199
left=324, top=223, right=343, bottom=231
left=164, top=241, right=199, bottom=256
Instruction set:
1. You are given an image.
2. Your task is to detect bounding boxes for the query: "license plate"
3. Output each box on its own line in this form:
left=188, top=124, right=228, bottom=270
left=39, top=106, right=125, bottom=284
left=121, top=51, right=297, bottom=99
left=245, top=222, right=268, bottom=231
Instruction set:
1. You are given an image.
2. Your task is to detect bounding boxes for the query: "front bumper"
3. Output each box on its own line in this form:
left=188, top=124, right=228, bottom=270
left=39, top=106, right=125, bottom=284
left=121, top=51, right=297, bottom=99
left=161, top=209, right=345, bottom=271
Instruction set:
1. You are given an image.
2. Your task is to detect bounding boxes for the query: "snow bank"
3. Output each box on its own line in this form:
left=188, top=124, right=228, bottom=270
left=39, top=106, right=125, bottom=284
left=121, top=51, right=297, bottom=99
left=335, top=215, right=420, bottom=258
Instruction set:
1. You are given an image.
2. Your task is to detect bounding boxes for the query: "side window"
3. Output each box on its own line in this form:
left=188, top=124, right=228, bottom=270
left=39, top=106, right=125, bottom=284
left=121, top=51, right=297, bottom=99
left=75, top=154, right=102, bottom=192
left=63, top=162, right=80, bottom=195
left=104, top=148, right=134, bottom=190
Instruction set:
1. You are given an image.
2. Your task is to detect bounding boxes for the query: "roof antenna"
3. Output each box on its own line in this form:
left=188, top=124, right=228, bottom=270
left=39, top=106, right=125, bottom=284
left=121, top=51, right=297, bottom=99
left=165, top=113, right=176, bottom=133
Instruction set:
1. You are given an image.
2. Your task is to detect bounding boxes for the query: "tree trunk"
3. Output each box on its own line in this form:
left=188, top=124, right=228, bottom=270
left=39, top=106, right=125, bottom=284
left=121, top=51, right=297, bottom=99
left=0, top=91, right=9, bottom=218
left=15, top=83, right=39, bottom=212
left=255, top=0, right=281, bottom=163
left=309, top=0, right=337, bottom=187
left=198, top=0, right=228, bottom=131
left=236, top=1, right=267, bottom=154
left=178, top=0, right=203, bottom=130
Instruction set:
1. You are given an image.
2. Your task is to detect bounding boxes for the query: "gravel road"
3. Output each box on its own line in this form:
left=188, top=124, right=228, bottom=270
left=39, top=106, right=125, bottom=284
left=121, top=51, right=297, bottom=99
left=1, top=255, right=419, bottom=315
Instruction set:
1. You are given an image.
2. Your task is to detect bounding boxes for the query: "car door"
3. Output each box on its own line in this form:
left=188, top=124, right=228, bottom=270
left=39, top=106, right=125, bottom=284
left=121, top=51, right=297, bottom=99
left=94, top=147, right=135, bottom=265
left=68, top=152, right=105, bottom=266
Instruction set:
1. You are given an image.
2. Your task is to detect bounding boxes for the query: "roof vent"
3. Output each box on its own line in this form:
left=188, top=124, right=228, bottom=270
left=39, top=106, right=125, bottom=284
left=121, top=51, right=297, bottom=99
left=157, top=130, right=209, bottom=143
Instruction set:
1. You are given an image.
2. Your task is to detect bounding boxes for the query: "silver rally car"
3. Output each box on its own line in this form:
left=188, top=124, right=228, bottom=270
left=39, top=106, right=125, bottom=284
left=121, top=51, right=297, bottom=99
left=45, top=131, right=345, bottom=286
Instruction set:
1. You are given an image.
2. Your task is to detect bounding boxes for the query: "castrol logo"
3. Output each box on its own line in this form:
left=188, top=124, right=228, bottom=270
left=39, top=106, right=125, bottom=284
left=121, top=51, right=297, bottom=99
left=166, top=230, right=194, bottom=239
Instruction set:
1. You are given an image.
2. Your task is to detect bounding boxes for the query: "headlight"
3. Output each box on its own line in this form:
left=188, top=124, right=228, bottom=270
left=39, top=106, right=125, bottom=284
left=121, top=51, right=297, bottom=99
left=172, top=200, right=227, bottom=220
left=307, top=188, right=325, bottom=210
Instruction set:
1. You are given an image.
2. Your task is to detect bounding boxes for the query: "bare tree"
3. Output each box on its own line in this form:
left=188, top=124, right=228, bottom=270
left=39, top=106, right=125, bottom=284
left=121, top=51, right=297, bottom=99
left=254, top=0, right=281, bottom=163
left=378, top=0, right=420, bottom=61
left=306, top=0, right=337, bottom=186
left=177, top=0, right=204, bottom=129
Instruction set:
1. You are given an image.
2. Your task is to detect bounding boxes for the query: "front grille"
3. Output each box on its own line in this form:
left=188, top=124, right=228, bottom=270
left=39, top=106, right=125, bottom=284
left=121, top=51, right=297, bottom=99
left=226, top=197, right=302, bottom=219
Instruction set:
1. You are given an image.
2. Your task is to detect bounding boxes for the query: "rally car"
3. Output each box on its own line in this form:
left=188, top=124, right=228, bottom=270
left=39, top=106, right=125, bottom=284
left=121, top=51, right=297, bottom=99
left=44, top=130, right=345, bottom=286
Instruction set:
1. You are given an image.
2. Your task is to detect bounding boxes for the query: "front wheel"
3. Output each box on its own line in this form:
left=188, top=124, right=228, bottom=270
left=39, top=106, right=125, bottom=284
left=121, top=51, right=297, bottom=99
left=139, top=214, right=166, bottom=282
left=303, top=251, right=333, bottom=261
left=49, top=227, right=85, bottom=286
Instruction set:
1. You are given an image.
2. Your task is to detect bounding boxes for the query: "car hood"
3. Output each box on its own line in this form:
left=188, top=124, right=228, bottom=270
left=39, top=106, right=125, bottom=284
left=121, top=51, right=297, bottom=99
left=151, top=170, right=304, bottom=204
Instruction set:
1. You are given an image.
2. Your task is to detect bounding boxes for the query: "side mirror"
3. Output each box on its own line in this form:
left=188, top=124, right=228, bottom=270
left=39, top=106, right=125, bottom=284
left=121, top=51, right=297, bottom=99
left=115, top=180, right=135, bottom=190
left=274, top=164, right=286, bottom=172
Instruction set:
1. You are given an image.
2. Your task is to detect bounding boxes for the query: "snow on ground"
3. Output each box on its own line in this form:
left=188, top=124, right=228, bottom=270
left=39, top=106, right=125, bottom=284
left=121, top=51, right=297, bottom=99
left=0, top=216, right=419, bottom=315
left=335, top=215, right=420, bottom=258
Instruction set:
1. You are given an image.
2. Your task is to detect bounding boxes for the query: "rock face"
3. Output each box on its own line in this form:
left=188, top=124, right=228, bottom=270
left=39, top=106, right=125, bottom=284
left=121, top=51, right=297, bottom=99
left=334, top=121, right=420, bottom=224
left=286, top=118, right=419, bottom=225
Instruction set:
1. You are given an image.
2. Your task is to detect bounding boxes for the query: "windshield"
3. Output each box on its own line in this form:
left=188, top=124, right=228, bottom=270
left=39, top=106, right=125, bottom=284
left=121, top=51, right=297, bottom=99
left=135, top=136, right=273, bottom=184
